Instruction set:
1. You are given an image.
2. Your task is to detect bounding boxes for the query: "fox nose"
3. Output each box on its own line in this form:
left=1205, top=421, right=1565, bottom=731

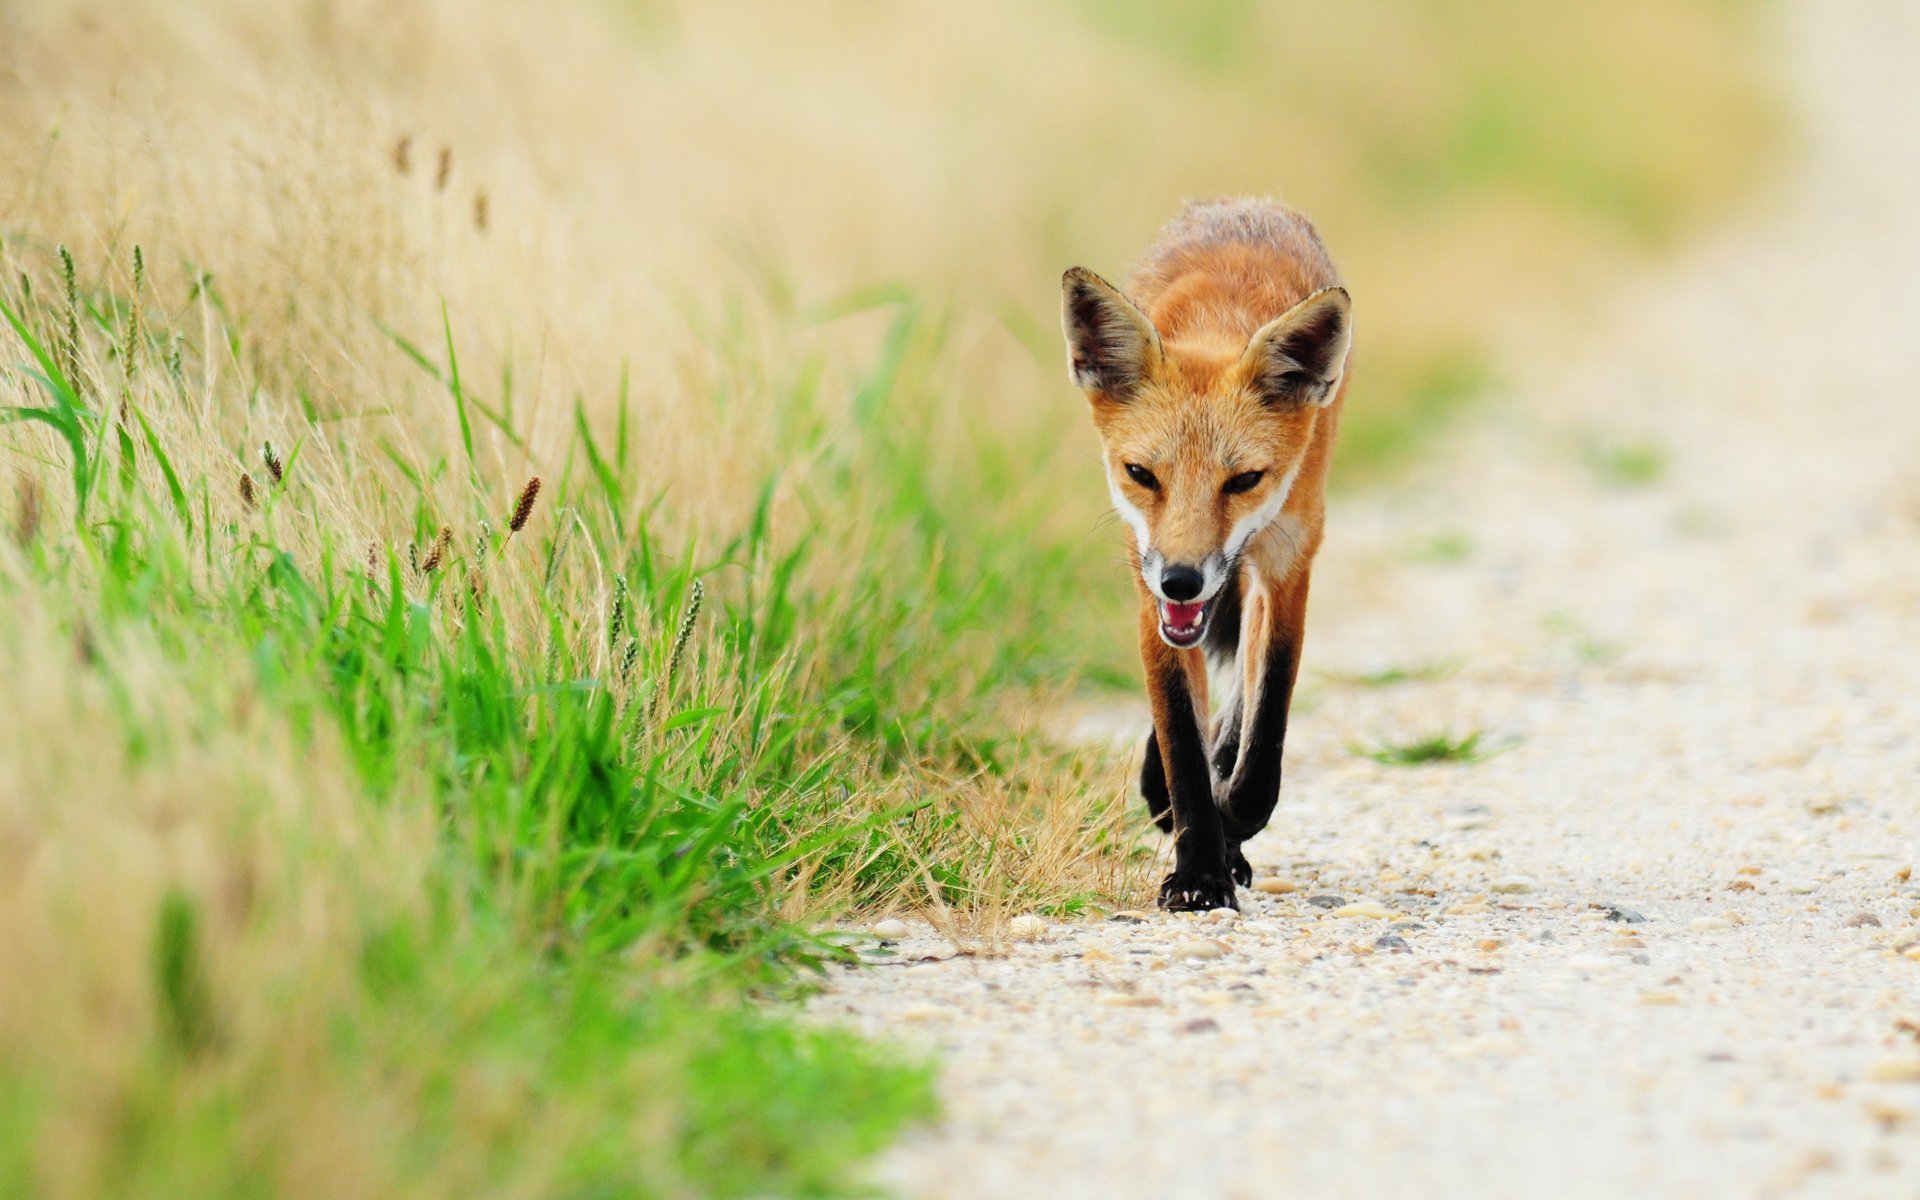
left=1159, top=564, right=1204, bottom=602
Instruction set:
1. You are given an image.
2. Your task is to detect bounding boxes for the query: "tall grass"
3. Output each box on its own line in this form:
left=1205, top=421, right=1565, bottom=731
left=0, top=0, right=1773, bottom=1192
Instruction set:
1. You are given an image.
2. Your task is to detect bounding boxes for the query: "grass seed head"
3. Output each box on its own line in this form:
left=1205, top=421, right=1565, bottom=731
left=435, top=146, right=452, bottom=191
left=473, top=189, right=489, bottom=232
left=11, top=473, right=41, bottom=545
left=238, top=472, right=256, bottom=509
left=667, top=578, right=703, bottom=685
left=608, top=577, right=629, bottom=649
left=420, top=525, right=451, bottom=574
left=261, top=441, right=283, bottom=485
left=508, top=476, right=541, bottom=534
left=392, top=135, right=412, bottom=174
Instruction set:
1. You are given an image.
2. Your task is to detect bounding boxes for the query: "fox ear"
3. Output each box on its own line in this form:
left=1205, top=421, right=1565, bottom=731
left=1061, top=267, right=1162, bottom=400
left=1240, top=286, right=1352, bottom=408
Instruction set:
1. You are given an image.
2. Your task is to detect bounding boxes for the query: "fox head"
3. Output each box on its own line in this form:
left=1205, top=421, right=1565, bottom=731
left=1061, top=267, right=1352, bottom=648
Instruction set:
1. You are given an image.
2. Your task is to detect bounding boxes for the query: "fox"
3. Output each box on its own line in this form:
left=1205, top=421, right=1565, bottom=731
left=1060, top=198, right=1352, bottom=912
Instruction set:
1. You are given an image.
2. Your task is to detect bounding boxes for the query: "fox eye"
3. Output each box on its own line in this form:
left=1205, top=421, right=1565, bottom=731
left=1124, top=463, right=1160, bottom=490
left=1223, top=470, right=1265, bottom=495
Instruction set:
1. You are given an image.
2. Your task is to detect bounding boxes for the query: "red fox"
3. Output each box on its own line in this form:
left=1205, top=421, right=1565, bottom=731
left=1061, top=198, right=1352, bottom=911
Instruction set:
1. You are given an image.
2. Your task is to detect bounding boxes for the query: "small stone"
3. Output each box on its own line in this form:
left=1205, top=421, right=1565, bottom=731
left=1108, top=910, right=1152, bottom=924
left=1180, top=1018, right=1221, bottom=1034
left=1374, top=935, right=1411, bottom=952
left=1845, top=911, right=1883, bottom=929
left=1171, top=938, right=1229, bottom=961
left=1306, top=894, right=1347, bottom=909
left=870, top=918, right=910, bottom=940
left=1897, top=865, right=1913, bottom=883
left=1736, top=865, right=1763, bottom=876
left=1727, top=879, right=1755, bottom=892
left=1330, top=901, right=1393, bottom=919
left=1475, top=938, right=1505, bottom=952
left=1490, top=876, right=1537, bottom=894
left=900, top=1004, right=949, bottom=1021
left=1865, top=1098, right=1914, bottom=1130
left=1008, top=914, right=1049, bottom=942
left=1719, top=910, right=1747, bottom=927
left=1095, top=993, right=1163, bottom=1008
left=1904, top=947, right=1920, bottom=963
left=1446, top=902, right=1492, bottom=916
left=1253, top=878, right=1298, bottom=895
left=1864, top=1056, right=1920, bottom=1084
left=1639, top=991, right=1683, bottom=1006
left=1786, top=882, right=1819, bottom=895
left=1391, top=920, right=1428, bottom=932
left=1603, top=906, right=1646, bottom=923
left=1690, top=917, right=1733, bottom=932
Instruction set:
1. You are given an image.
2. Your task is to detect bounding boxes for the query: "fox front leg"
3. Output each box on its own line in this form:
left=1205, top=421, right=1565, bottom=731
left=1138, top=587, right=1237, bottom=911
left=1216, top=580, right=1307, bottom=853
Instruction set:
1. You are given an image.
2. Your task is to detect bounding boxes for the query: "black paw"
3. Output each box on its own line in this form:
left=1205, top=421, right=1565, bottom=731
left=1158, top=871, right=1239, bottom=912
left=1227, top=844, right=1252, bottom=888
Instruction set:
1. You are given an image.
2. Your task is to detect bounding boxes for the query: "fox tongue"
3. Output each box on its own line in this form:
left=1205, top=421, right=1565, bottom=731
left=1165, top=602, right=1205, bottom=633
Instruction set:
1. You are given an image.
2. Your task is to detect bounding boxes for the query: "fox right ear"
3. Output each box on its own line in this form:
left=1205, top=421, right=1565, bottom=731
left=1061, top=267, right=1161, bottom=399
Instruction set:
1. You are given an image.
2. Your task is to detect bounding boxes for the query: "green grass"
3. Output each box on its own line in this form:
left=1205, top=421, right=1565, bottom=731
left=1324, top=661, right=1459, bottom=688
left=0, top=254, right=1077, bottom=1197
left=1349, top=730, right=1513, bottom=766
left=1583, top=436, right=1670, bottom=488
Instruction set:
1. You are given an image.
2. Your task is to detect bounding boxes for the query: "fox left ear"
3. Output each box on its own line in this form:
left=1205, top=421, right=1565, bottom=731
left=1061, top=267, right=1163, bottom=401
left=1239, top=286, right=1352, bottom=408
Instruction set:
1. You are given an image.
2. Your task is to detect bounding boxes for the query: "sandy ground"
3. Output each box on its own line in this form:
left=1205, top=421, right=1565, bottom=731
left=810, top=4, right=1920, bottom=1196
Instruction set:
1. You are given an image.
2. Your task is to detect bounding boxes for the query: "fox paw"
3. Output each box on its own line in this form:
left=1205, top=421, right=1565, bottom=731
left=1158, top=870, right=1239, bottom=912
left=1227, top=845, right=1252, bottom=888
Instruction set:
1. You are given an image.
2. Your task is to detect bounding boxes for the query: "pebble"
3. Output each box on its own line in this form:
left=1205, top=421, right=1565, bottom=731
left=1180, top=1018, right=1221, bottom=1034
left=1094, top=993, right=1163, bottom=1008
left=1727, top=879, right=1755, bottom=892
left=1490, top=876, right=1537, bottom=894
left=1109, top=910, right=1151, bottom=924
left=1374, top=935, right=1411, bottom=952
left=1252, top=878, right=1298, bottom=894
left=1844, top=911, right=1882, bottom=928
left=871, top=918, right=911, bottom=940
left=1639, top=991, right=1683, bottom=1006
left=1171, top=939, right=1229, bottom=961
left=1897, top=865, right=1913, bottom=883
left=1446, top=901, right=1492, bottom=916
left=1603, top=906, right=1647, bottom=923
left=900, top=1004, right=950, bottom=1021
left=1330, top=901, right=1393, bottom=919
left=1690, top=917, right=1734, bottom=932
left=1864, top=1056, right=1920, bottom=1083
left=1306, top=894, right=1347, bottom=909
left=1008, top=914, right=1049, bottom=942
left=1905, top=947, right=1920, bottom=963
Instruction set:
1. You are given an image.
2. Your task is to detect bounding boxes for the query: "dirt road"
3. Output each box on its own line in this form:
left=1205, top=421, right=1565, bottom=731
left=812, top=4, right=1920, bottom=1195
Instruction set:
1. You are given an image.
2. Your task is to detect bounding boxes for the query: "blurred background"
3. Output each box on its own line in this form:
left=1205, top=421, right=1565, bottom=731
left=0, top=2, right=1784, bottom=1195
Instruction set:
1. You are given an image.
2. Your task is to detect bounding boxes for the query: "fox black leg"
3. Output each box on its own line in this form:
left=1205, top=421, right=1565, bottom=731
left=1139, top=728, right=1173, bottom=834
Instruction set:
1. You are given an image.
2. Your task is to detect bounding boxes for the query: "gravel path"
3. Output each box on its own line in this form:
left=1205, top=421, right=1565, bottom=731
left=812, top=5, right=1920, bottom=1196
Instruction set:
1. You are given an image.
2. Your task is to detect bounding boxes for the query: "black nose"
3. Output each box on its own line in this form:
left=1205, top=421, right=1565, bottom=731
left=1160, top=565, right=1204, bottom=602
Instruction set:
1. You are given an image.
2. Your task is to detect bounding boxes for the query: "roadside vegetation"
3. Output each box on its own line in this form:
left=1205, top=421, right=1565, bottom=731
left=1, top=0, right=1772, bottom=1194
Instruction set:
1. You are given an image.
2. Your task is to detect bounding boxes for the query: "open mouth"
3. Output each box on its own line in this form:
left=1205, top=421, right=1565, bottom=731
left=1158, top=600, right=1210, bottom=648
